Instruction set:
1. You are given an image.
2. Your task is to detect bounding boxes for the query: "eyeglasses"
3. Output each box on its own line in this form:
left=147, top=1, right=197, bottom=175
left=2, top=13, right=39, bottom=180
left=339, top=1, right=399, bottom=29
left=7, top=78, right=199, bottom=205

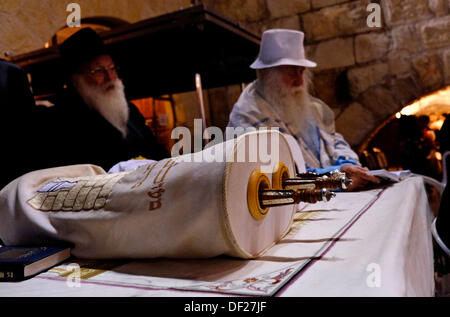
left=85, top=65, right=120, bottom=77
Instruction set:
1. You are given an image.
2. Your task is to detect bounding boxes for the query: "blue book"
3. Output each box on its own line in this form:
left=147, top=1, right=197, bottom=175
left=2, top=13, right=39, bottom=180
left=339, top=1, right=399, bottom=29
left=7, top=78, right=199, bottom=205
left=0, top=246, right=71, bottom=281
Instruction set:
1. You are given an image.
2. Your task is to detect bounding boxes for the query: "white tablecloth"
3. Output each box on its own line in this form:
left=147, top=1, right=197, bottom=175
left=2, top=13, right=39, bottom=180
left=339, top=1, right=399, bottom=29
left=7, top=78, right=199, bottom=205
left=279, top=176, right=434, bottom=296
left=0, top=177, right=434, bottom=297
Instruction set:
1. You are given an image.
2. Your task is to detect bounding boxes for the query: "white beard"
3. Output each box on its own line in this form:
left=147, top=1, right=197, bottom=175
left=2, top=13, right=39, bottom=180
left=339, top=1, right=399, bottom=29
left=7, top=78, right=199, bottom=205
left=261, top=69, right=320, bottom=156
left=72, top=76, right=129, bottom=138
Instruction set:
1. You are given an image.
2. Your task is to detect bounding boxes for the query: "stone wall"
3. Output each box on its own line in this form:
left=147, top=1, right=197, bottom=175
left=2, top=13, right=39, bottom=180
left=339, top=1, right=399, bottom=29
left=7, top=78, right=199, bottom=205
left=0, top=0, right=191, bottom=57
left=200, top=0, right=450, bottom=149
left=1, top=0, right=450, bottom=149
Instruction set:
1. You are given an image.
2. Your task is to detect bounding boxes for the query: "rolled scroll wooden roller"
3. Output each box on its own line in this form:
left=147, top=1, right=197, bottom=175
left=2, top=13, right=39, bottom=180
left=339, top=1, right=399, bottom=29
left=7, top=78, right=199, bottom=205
left=0, top=130, right=298, bottom=260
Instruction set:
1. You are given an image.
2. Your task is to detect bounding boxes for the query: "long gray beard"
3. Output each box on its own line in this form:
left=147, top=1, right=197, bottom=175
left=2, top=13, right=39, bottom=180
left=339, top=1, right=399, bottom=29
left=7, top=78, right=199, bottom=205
left=261, top=70, right=320, bottom=157
left=72, top=76, right=129, bottom=138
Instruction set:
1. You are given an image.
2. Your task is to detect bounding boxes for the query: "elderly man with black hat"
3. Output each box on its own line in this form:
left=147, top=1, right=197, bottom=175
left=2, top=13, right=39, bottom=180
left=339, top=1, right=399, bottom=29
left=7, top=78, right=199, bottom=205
left=228, top=29, right=379, bottom=191
left=38, top=27, right=169, bottom=171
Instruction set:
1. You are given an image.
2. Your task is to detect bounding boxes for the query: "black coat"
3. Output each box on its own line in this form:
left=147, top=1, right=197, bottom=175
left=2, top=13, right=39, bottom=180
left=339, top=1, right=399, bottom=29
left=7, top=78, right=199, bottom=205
left=0, top=59, right=36, bottom=188
left=0, top=59, right=35, bottom=116
left=35, top=86, right=170, bottom=172
left=440, top=115, right=450, bottom=154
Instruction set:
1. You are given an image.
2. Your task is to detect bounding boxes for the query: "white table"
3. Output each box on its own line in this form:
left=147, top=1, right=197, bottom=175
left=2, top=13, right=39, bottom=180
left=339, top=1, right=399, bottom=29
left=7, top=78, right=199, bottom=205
left=0, top=177, right=434, bottom=297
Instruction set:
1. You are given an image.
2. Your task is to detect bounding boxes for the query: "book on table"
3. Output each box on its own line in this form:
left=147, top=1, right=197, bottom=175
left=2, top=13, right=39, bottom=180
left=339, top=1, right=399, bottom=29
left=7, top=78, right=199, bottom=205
left=369, top=169, right=412, bottom=182
left=0, top=246, right=71, bottom=281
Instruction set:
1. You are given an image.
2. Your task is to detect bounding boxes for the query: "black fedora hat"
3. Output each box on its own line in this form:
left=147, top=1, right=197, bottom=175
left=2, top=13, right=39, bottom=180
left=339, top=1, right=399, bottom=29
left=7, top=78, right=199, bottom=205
left=59, top=27, right=108, bottom=77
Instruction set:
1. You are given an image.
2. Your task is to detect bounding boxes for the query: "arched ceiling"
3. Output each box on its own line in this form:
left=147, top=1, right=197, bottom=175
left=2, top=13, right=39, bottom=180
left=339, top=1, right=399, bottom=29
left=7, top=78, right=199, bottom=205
left=400, top=86, right=450, bottom=117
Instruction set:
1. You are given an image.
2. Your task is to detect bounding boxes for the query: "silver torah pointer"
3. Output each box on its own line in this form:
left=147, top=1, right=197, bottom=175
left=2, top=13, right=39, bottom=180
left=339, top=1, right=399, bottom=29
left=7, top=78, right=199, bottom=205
left=292, top=170, right=352, bottom=190
left=259, top=188, right=336, bottom=208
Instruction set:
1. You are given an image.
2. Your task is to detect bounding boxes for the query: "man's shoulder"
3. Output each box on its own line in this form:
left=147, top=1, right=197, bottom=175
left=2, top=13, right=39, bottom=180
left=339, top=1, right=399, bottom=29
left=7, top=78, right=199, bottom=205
left=50, top=89, right=93, bottom=119
left=0, top=60, right=27, bottom=84
left=234, top=81, right=267, bottom=110
left=310, top=96, right=331, bottom=110
left=0, top=59, right=27, bottom=77
left=127, top=102, right=145, bottom=119
left=127, top=101, right=140, bottom=111
left=0, top=59, right=16, bottom=69
left=309, top=96, right=336, bottom=129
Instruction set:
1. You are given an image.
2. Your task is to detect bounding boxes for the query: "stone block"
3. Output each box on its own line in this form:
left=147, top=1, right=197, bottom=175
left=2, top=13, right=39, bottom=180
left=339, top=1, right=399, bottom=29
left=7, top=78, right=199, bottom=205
left=0, top=0, right=23, bottom=13
left=335, top=102, right=376, bottom=146
left=412, top=54, right=444, bottom=92
left=120, top=0, right=192, bottom=22
left=312, top=0, right=350, bottom=9
left=260, top=16, right=301, bottom=33
left=428, top=0, right=448, bottom=16
left=306, top=37, right=355, bottom=71
left=0, top=14, right=30, bottom=57
left=391, top=24, right=422, bottom=53
left=244, top=22, right=264, bottom=37
left=266, top=0, right=310, bottom=19
left=355, top=32, right=390, bottom=63
left=311, top=71, right=340, bottom=107
left=0, top=0, right=67, bottom=56
left=302, top=0, right=372, bottom=41
left=360, top=86, right=399, bottom=120
left=387, top=49, right=410, bottom=62
left=348, top=63, right=389, bottom=97
left=441, top=49, right=450, bottom=84
left=388, top=58, right=412, bottom=76
left=419, top=16, right=450, bottom=49
left=390, top=76, right=422, bottom=106
left=201, top=0, right=268, bottom=23
left=382, top=0, right=433, bottom=26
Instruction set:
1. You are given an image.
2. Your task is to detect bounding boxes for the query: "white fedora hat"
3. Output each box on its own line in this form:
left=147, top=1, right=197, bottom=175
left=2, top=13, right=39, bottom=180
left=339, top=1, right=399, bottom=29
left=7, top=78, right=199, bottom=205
left=250, top=29, right=316, bottom=69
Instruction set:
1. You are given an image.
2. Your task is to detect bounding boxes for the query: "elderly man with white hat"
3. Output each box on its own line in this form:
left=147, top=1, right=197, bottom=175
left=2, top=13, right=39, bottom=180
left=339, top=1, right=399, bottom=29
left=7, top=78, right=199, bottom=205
left=228, top=29, right=379, bottom=191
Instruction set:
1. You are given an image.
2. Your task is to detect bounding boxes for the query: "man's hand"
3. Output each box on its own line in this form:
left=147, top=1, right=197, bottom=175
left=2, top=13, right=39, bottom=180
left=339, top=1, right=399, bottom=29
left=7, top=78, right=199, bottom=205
left=340, top=164, right=380, bottom=191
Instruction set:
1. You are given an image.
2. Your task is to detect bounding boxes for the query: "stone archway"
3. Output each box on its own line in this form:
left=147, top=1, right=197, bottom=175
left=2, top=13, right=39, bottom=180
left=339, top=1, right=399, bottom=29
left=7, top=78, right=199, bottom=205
left=301, top=0, right=450, bottom=151
left=359, top=86, right=450, bottom=178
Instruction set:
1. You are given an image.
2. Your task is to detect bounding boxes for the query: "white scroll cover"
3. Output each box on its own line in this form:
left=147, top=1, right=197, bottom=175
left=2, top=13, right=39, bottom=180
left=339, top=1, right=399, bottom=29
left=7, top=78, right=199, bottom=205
left=0, top=130, right=297, bottom=259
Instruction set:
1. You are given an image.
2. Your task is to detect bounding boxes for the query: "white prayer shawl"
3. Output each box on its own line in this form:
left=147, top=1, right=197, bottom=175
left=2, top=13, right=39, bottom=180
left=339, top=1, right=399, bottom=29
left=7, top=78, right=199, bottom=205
left=228, top=81, right=360, bottom=169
